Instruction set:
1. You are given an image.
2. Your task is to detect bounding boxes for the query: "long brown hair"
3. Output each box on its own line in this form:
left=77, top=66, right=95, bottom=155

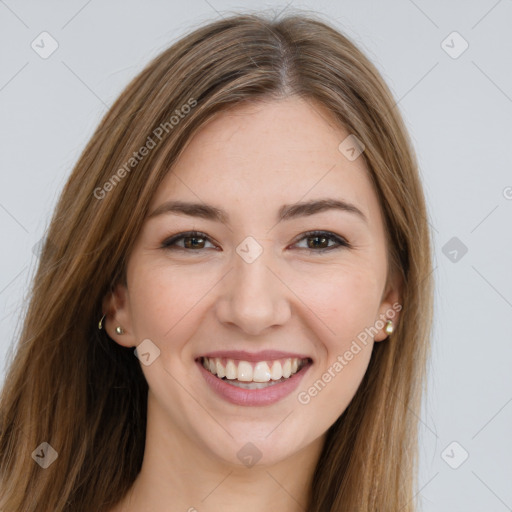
left=0, top=10, right=433, bottom=511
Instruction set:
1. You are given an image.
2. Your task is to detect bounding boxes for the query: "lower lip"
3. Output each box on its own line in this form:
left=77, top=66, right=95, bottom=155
left=196, top=359, right=311, bottom=406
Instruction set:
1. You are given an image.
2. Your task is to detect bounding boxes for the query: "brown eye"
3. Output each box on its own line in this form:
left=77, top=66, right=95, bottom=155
left=294, top=231, right=350, bottom=252
left=183, top=235, right=206, bottom=249
left=307, top=234, right=329, bottom=249
left=161, top=231, right=216, bottom=251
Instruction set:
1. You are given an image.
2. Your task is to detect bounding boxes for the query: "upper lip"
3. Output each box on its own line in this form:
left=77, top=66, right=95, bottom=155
left=196, top=350, right=313, bottom=362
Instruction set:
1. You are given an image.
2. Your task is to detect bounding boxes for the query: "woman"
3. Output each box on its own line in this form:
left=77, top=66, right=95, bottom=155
left=0, top=11, right=434, bottom=512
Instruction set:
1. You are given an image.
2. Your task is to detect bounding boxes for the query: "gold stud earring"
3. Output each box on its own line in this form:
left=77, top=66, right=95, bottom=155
left=384, top=320, right=394, bottom=335
left=98, top=314, right=106, bottom=330
left=115, top=326, right=125, bottom=335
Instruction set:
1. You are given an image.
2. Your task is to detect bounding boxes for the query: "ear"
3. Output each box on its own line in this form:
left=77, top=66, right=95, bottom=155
left=101, top=282, right=137, bottom=348
left=374, top=268, right=403, bottom=342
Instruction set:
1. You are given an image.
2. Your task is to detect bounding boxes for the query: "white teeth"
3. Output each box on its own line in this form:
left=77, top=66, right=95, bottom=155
left=201, top=356, right=308, bottom=383
left=225, top=360, right=237, bottom=380
left=237, top=361, right=253, bottom=382
left=253, top=362, right=271, bottom=382
left=270, top=361, right=282, bottom=380
left=215, top=359, right=225, bottom=378
left=282, top=359, right=292, bottom=378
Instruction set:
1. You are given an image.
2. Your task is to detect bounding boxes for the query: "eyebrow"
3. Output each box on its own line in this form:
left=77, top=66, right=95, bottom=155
left=147, top=198, right=368, bottom=224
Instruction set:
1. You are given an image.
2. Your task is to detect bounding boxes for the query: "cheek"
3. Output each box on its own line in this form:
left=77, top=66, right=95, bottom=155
left=127, top=259, right=218, bottom=352
left=292, top=262, right=381, bottom=410
left=292, top=260, right=383, bottom=338
left=128, top=265, right=177, bottom=336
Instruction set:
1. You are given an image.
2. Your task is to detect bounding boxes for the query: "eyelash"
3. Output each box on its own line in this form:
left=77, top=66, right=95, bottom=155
left=160, top=230, right=351, bottom=253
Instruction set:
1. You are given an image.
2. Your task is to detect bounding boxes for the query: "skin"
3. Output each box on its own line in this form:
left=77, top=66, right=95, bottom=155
left=105, top=96, right=402, bottom=512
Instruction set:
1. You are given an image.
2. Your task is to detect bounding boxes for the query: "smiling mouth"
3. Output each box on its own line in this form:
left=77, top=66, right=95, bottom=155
left=198, top=356, right=312, bottom=390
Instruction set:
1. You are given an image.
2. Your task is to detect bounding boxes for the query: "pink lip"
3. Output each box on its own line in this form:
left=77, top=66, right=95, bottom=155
left=196, top=359, right=312, bottom=407
left=197, top=350, right=312, bottom=362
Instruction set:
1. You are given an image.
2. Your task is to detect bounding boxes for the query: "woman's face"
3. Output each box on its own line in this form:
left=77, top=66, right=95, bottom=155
left=109, top=96, right=401, bottom=468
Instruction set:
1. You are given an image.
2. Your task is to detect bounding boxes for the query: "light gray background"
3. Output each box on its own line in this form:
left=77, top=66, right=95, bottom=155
left=1, top=1, right=511, bottom=510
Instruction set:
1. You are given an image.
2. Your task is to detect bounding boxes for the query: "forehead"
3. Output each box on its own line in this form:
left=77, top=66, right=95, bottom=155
left=151, top=97, right=380, bottom=226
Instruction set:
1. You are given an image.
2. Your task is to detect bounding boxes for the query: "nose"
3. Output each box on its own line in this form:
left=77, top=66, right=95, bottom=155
left=214, top=242, right=292, bottom=336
